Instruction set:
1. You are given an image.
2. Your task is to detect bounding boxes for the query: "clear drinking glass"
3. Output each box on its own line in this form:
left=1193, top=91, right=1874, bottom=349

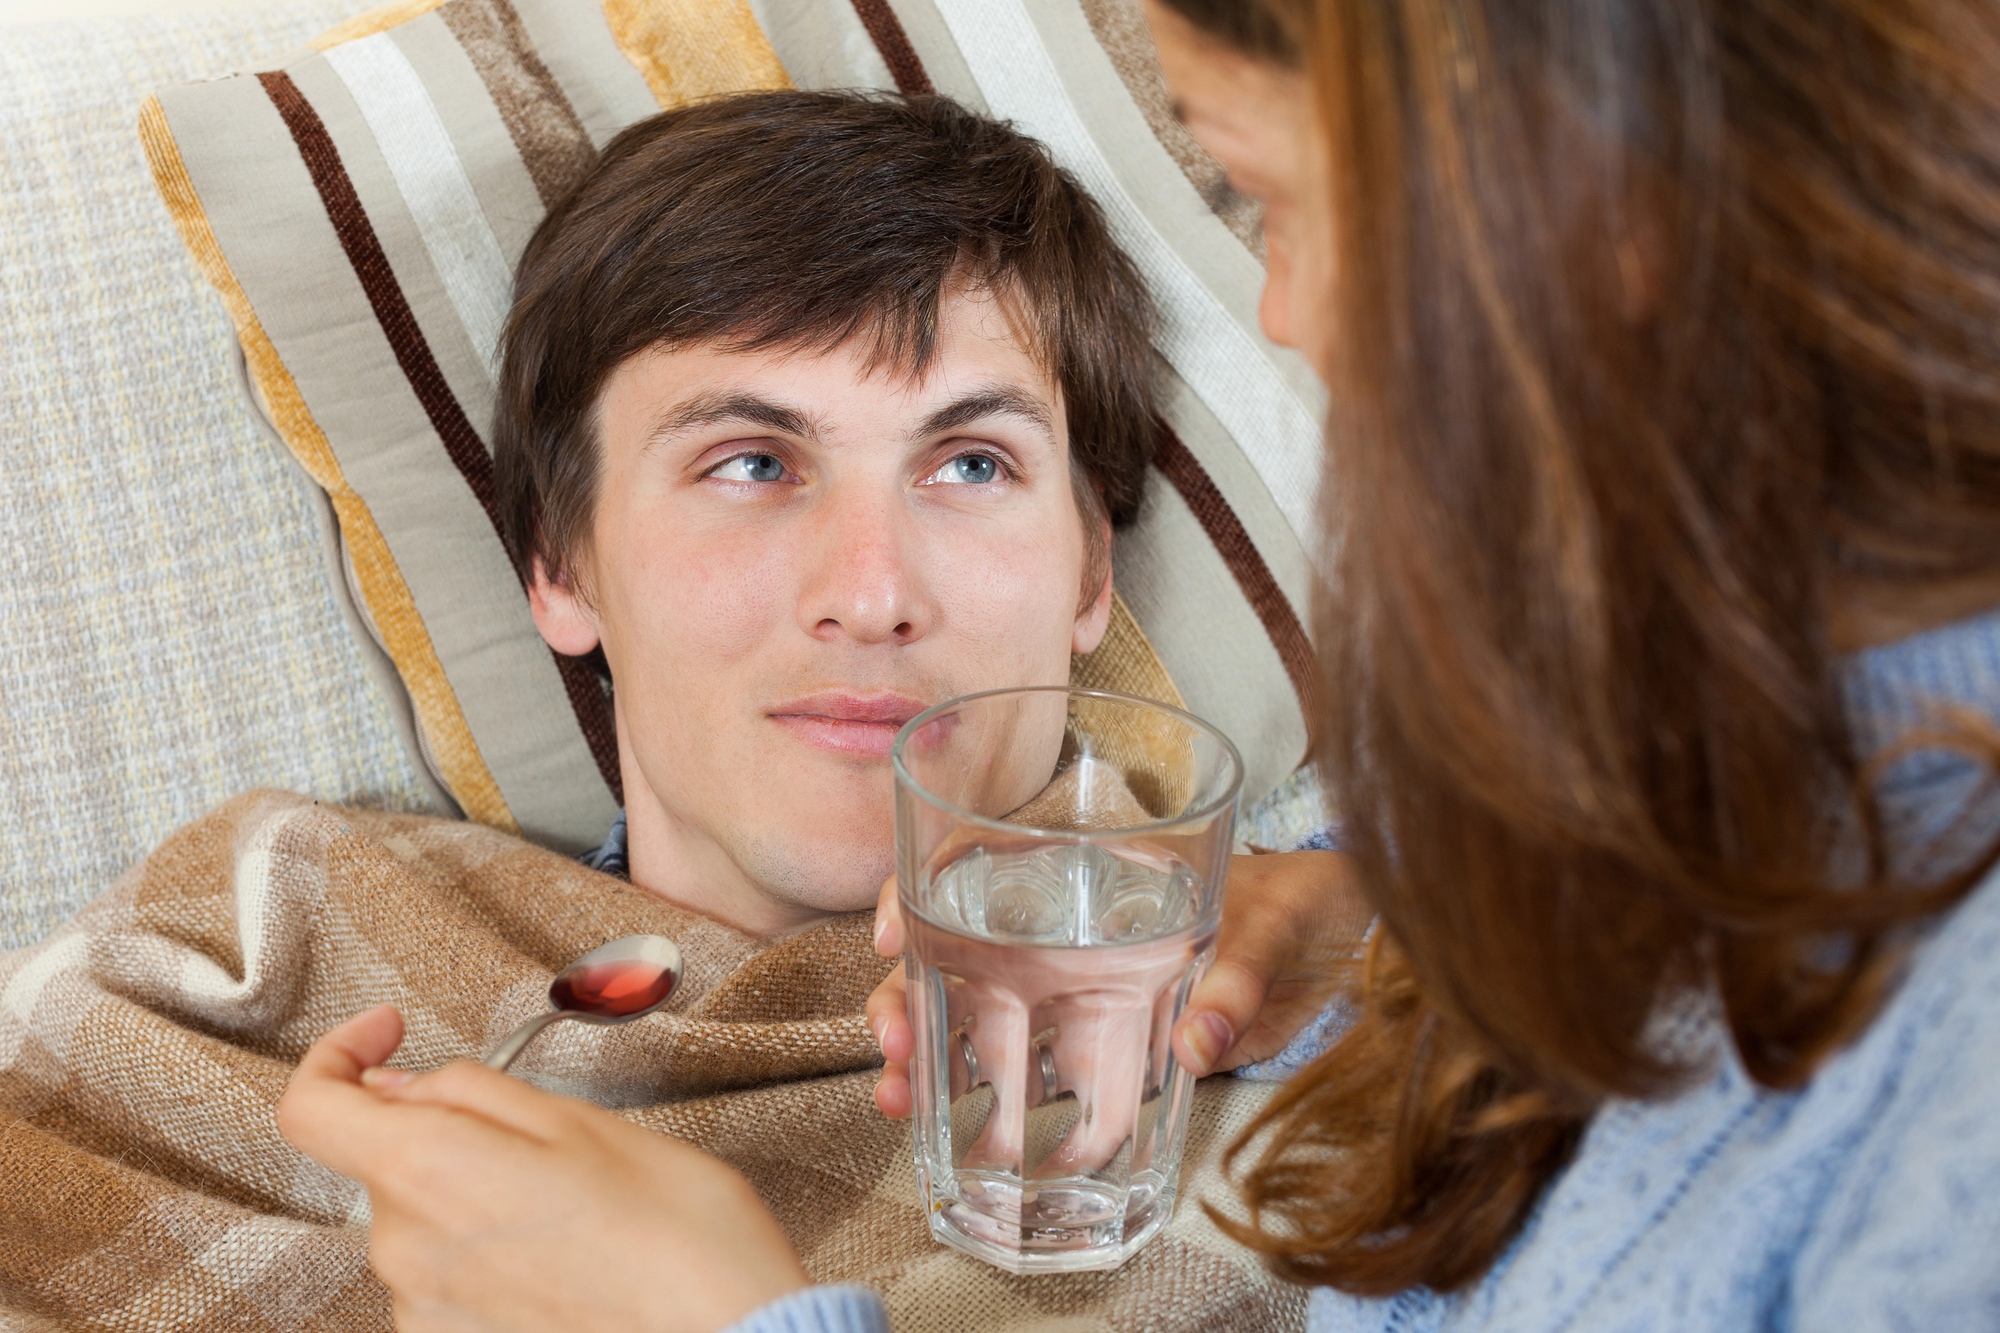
left=893, top=686, right=1244, bottom=1273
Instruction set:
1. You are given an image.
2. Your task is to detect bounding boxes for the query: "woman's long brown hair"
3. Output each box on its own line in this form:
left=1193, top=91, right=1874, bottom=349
left=1165, top=0, right=2000, bottom=1295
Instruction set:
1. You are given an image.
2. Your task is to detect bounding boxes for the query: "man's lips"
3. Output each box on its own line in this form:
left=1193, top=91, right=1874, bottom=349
left=768, top=692, right=929, bottom=759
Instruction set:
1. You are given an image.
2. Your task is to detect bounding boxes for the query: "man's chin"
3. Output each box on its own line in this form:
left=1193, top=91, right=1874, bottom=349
left=723, top=827, right=894, bottom=918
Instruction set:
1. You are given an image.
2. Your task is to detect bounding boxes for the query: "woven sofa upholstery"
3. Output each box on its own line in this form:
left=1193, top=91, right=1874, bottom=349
left=0, top=3, right=442, bottom=949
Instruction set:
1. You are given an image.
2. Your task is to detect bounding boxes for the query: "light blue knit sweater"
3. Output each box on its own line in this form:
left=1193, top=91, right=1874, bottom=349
left=729, top=609, right=2000, bottom=1333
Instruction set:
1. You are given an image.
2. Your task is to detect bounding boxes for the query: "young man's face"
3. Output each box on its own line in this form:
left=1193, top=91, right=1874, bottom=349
left=530, top=286, right=1113, bottom=935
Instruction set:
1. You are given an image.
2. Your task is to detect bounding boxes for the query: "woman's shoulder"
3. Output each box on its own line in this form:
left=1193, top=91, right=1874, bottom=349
left=1307, top=861, right=2000, bottom=1333
left=1783, top=853, right=2000, bottom=1327
left=1593, top=861, right=2000, bottom=1329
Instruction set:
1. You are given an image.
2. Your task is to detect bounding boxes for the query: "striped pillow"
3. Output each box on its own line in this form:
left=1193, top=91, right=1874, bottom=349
left=139, top=0, right=1325, bottom=853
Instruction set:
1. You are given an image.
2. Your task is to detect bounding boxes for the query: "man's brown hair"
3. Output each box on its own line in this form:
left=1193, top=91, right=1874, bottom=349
left=493, top=89, right=1158, bottom=593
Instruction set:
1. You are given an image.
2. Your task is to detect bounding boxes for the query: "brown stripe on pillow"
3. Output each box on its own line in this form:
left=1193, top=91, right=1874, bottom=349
left=846, top=0, right=933, bottom=96
left=438, top=0, right=596, bottom=210
left=1154, top=425, right=1318, bottom=726
left=255, top=68, right=623, bottom=804
left=255, top=72, right=498, bottom=533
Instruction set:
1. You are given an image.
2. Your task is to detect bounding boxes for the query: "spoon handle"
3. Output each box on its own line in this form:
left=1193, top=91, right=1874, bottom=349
left=482, top=1008, right=569, bottom=1072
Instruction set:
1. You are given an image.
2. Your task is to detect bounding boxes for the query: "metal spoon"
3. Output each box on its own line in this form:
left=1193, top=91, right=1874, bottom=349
left=482, top=934, right=683, bottom=1072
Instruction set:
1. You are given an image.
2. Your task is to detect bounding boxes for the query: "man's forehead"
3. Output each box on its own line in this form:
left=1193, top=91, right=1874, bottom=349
left=614, top=326, right=1065, bottom=446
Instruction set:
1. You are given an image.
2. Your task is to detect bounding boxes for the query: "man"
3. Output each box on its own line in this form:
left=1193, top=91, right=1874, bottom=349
left=0, top=86, right=1349, bottom=1332
left=490, top=89, right=1156, bottom=936
left=267, top=85, right=1357, bottom=1333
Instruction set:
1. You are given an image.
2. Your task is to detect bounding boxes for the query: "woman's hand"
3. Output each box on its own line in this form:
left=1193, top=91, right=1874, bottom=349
left=868, top=849, right=1370, bottom=1117
left=278, top=1007, right=809, bottom=1333
left=1170, top=850, right=1371, bottom=1070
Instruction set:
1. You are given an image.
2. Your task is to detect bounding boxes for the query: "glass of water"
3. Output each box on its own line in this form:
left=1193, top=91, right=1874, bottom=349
left=892, top=686, right=1243, bottom=1273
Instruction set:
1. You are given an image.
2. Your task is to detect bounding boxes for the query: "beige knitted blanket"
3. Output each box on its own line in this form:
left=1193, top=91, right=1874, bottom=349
left=0, top=792, right=1304, bottom=1331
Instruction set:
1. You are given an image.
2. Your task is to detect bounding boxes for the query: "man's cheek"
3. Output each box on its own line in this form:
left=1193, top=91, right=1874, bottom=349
left=932, top=533, right=1079, bottom=680
left=632, top=531, right=792, bottom=666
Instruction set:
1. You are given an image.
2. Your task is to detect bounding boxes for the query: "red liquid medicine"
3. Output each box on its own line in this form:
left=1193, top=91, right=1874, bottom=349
left=549, top=959, right=676, bottom=1017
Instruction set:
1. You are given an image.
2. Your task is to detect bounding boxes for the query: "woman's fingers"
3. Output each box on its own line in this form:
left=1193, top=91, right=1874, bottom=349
left=1174, top=854, right=1298, bottom=1076
left=281, top=1007, right=585, bottom=1161
left=873, top=873, right=903, bottom=956
left=369, top=1058, right=592, bottom=1144
left=1173, top=851, right=1366, bottom=1075
left=865, top=970, right=915, bottom=1062
left=277, top=1006, right=411, bottom=1176
left=867, top=959, right=915, bottom=1118
left=874, top=1058, right=914, bottom=1118
left=1174, top=953, right=1268, bottom=1076
left=870, top=873, right=918, bottom=1118
left=301, top=1003, right=406, bottom=1080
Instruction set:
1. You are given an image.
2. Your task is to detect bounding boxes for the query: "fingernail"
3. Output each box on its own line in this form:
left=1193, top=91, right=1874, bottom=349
left=361, top=1067, right=415, bottom=1091
left=873, top=913, right=890, bottom=951
left=1185, top=1013, right=1232, bottom=1073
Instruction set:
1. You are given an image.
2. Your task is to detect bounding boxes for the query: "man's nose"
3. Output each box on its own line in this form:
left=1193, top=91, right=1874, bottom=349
left=797, top=490, right=934, bottom=646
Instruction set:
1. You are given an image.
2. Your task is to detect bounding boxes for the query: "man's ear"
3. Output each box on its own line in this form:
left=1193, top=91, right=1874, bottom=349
left=528, top=554, right=602, bottom=656
left=1072, top=522, right=1114, bottom=656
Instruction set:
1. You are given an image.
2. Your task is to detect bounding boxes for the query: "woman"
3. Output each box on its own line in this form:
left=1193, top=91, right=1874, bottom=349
left=282, top=0, right=2000, bottom=1328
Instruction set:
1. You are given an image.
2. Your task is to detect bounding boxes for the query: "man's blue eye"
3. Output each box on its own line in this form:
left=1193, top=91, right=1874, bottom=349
left=717, top=453, right=786, bottom=482
left=951, top=454, right=998, bottom=484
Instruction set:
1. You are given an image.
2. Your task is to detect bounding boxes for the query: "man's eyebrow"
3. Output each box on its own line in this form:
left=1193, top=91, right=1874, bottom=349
left=914, top=387, right=1057, bottom=441
left=647, top=391, right=819, bottom=444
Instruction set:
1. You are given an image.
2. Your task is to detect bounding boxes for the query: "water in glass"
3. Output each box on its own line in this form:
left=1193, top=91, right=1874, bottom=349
left=906, top=842, right=1217, bottom=1272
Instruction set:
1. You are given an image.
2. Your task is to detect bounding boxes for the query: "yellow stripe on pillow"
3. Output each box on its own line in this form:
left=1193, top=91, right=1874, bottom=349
left=138, top=95, right=520, bottom=835
left=312, top=0, right=454, bottom=51
left=601, top=0, right=792, bottom=108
